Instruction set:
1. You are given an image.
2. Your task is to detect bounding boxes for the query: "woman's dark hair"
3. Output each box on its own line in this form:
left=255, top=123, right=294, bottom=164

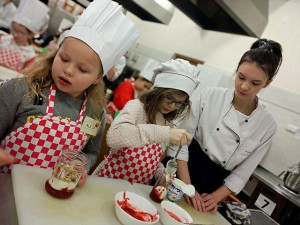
left=139, top=87, right=191, bottom=124
left=237, top=38, right=283, bottom=80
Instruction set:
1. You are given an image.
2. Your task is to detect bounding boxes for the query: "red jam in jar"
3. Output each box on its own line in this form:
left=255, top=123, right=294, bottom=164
left=45, top=149, right=87, bottom=199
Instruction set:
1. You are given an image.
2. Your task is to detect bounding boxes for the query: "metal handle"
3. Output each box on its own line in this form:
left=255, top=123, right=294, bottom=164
left=174, top=146, right=182, bottom=159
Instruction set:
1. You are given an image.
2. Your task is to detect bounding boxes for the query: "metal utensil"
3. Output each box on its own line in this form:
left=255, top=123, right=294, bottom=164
left=165, top=146, right=182, bottom=174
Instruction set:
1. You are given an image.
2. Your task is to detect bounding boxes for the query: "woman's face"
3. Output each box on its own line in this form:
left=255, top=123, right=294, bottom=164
left=52, top=38, right=102, bottom=99
left=11, top=22, right=32, bottom=46
left=159, top=93, right=188, bottom=114
left=235, top=62, right=271, bottom=101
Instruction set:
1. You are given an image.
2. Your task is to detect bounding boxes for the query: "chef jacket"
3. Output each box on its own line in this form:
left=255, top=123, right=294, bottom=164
left=169, top=87, right=277, bottom=194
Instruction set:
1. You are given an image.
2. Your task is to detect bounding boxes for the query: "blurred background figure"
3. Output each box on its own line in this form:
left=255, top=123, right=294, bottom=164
left=106, top=59, right=160, bottom=119
left=0, top=0, right=50, bottom=72
left=106, top=55, right=127, bottom=81
left=0, top=0, right=17, bottom=33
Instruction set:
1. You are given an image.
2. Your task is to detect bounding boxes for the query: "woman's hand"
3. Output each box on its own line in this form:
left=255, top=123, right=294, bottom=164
left=77, top=170, right=88, bottom=187
left=184, top=190, right=205, bottom=212
left=0, top=149, right=14, bottom=166
left=170, top=128, right=192, bottom=146
left=201, top=193, right=219, bottom=214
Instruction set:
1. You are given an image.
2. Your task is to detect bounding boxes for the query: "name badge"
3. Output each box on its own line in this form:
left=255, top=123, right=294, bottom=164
left=81, top=117, right=101, bottom=136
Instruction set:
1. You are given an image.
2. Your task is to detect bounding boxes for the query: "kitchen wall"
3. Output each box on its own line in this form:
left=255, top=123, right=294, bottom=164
left=125, top=0, right=300, bottom=175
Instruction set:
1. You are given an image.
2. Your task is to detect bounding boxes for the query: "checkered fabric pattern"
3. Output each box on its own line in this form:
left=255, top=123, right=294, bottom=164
left=0, top=85, right=88, bottom=174
left=0, top=46, right=23, bottom=72
left=94, top=143, right=163, bottom=185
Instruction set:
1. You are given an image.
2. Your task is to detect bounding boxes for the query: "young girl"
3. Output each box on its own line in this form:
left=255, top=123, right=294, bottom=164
left=0, top=0, right=139, bottom=187
left=92, top=59, right=200, bottom=184
left=0, top=0, right=49, bottom=72
left=169, top=39, right=283, bottom=214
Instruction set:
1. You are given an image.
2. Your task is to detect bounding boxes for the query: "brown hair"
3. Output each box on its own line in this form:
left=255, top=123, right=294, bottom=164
left=237, top=38, right=283, bottom=80
left=139, top=87, right=191, bottom=124
left=22, top=50, right=106, bottom=120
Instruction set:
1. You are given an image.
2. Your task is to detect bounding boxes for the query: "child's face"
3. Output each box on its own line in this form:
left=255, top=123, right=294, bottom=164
left=10, top=22, right=32, bottom=46
left=134, top=76, right=153, bottom=92
left=159, top=93, right=188, bottom=114
left=52, top=38, right=102, bottom=99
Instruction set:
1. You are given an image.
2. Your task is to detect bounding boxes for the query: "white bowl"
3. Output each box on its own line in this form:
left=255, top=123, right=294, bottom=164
left=115, top=191, right=159, bottom=225
left=160, top=200, right=193, bottom=225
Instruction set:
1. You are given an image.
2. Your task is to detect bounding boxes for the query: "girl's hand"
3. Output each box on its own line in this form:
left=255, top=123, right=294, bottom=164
left=201, top=193, right=219, bottom=214
left=170, top=128, right=192, bottom=146
left=0, top=149, right=14, bottom=166
left=77, top=170, right=88, bottom=187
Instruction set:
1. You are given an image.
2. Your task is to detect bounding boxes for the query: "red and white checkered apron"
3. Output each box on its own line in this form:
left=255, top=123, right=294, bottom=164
left=0, top=40, right=23, bottom=72
left=0, top=85, right=88, bottom=174
left=93, top=143, right=163, bottom=184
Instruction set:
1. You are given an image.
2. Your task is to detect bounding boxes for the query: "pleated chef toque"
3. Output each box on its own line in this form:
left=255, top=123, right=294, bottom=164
left=65, top=0, right=139, bottom=75
left=13, top=0, right=50, bottom=33
left=152, top=59, right=200, bottom=97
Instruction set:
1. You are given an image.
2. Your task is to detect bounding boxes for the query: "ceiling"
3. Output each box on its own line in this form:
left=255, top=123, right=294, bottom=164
left=75, top=0, right=269, bottom=37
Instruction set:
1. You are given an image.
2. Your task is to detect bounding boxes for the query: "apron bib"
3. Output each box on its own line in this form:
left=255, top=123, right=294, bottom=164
left=188, top=138, right=231, bottom=194
left=0, top=85, right=88, bottom=173
left=93, top=143, right=163, bottom=185
left=0, top=40, right=24, bottom=72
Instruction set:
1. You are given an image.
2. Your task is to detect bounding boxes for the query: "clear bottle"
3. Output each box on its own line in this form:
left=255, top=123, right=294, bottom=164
left=45, top=149, right=88, bottom=199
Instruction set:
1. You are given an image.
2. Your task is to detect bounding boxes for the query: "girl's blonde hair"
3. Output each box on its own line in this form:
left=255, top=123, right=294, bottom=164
left=139, top=87, right=191, bottom=124
left=22, top=50, right=106, bottom=121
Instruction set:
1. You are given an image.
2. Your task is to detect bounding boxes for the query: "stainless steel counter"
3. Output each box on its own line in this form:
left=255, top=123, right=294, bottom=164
left=253, top=166, right=300, bottom=207
left=0, top=173, right=19, bottom=225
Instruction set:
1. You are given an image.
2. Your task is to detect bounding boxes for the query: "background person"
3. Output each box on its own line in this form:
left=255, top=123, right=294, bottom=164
left=168, top=39, right=283, bottom=214
left=0, top=0, right=49, bottom=72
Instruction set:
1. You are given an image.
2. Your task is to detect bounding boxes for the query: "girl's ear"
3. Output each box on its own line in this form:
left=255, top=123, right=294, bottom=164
left=93, top=77, right=101, bottom=85
left=264, top=79, right=272, bottom=88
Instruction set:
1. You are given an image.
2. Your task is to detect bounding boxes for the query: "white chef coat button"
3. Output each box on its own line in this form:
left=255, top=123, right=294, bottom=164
left=245, top=119, right=248, bottom=122
left=222, top=161, right=226, bottom=164
left=204, top=148, right=208, bottom=152
left=236, top=139, right=240, bottom=143
left=216, top=128, right=220, bottom=131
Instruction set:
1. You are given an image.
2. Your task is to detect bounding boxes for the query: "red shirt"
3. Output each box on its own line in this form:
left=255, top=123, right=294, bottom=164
left=113, top=80, right=135, bottom=110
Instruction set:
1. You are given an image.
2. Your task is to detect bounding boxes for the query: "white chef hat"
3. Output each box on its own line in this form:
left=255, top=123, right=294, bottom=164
left=140, top=59, right=160, bottom=82
left=13, top=0, right=50, bottom=34
left=152, top=59, right=200, bottom=96
left=65, top=0, right=139, bottom=75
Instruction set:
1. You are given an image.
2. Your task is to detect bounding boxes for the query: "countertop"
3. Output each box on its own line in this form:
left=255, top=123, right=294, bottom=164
left=1, top=165, right=230, bottom=225
left=252, top=166, right=300, bottom=207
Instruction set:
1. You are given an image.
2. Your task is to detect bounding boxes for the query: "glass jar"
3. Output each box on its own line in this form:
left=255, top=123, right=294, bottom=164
left=45, top=149, right=88, bottom=199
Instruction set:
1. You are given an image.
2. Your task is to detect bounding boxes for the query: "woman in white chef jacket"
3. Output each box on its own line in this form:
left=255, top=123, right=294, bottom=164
left=169, top=38, right=283, bottom=214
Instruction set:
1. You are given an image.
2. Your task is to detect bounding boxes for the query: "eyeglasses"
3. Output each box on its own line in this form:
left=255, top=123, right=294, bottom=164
left=163, top=95, right=187, bottom=108
left=10, top=27, right=29, bottom=36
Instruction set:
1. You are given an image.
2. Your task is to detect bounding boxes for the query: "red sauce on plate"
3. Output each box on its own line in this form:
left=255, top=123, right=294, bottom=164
left=117, top=192, right=158, bottom=222
left=164, top=208, right=184, bottom=223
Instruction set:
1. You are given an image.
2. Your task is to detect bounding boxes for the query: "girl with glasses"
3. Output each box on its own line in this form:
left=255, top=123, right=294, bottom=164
left=92, top=59, right=200, bottom=185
